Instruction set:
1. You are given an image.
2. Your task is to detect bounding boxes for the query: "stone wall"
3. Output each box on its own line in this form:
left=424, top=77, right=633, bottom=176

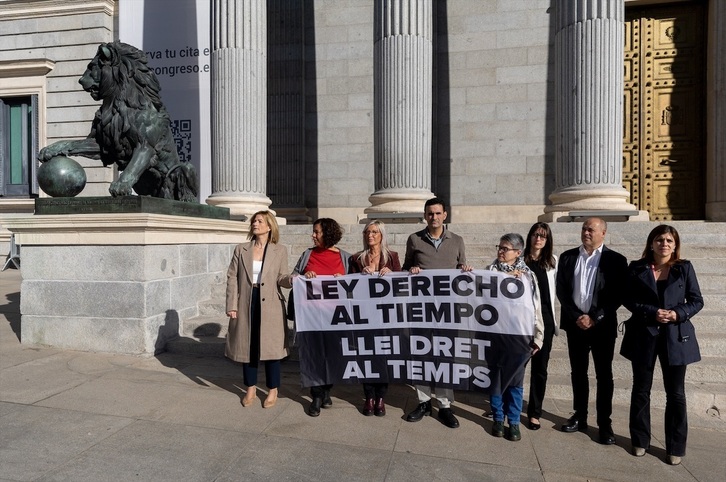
left=0, top=0, right=117, bottom=200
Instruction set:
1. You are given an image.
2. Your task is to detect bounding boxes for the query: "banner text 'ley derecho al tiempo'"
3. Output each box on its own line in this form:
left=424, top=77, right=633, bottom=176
left=293, top=269, right=536, bottom=394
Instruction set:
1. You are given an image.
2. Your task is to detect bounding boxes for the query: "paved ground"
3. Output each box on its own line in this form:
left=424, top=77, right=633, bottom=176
left=1, top=268, right=724, bottom=481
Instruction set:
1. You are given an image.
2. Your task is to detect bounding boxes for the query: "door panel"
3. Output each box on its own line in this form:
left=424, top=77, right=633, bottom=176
left=623, top=2, right=706, bottom=220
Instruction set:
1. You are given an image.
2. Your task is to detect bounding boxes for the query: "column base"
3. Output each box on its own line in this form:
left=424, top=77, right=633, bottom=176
left=542, top=186, right=645, bottom=222
left=365, top=190, right=435, bottom=218
left=205, top=194, right=273, bottom=221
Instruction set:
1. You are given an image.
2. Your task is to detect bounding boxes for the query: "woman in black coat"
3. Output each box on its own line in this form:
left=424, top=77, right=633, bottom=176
left=621, top=225, right=703, bottom=466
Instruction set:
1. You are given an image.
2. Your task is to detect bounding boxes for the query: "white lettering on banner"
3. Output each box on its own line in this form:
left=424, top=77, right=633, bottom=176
left=386, top=360, right=492, bottom=388
left=292, top=269, right=534, bottom=336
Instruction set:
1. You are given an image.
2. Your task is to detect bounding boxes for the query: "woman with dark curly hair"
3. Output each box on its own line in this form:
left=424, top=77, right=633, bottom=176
left=621, top=225, right=703, bottom=465
left=291, top=218, right=351, bottom=416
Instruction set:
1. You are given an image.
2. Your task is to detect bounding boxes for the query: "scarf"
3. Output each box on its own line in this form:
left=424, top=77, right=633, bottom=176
left=490, top=257, right=530, bottom=273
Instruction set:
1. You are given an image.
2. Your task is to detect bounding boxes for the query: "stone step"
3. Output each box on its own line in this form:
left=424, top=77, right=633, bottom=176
left=528, top=373, right=726, bottom=415
left=166, top=335, right=226, bottom=356
left=545, top=348, right=726, bottom=383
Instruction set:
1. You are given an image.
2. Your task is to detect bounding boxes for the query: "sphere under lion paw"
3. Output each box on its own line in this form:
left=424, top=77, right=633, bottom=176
left=37, top=156, right=87, bottom=197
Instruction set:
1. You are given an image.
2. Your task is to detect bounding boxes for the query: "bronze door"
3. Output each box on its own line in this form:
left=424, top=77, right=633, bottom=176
left=623, top=2, right=706, bottom=220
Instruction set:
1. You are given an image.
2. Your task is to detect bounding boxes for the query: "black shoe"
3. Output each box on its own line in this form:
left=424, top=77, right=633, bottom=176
left=598, top=425, right=616, bottom=445
left=561, top=415, right=587, bottom=433
left=308, top=397, right=322, bottom=417
left=527, top=419, right=541, bottom=431
left=508, top=424, right=522, bottom=441
left=322, top=390, right=332, bottom=409
left=492, top=421, right=504, bottom=437
left=438, top=408, right=460, bottom=428
left=406, top=401, right=432, bottom=422
left=374, top=398, right=386, bottom=417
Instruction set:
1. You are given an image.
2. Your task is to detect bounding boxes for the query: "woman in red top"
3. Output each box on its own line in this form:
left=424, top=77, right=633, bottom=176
left=348, top=220, right=401, bottom=416
left=291, top=218, right=351, bottom=417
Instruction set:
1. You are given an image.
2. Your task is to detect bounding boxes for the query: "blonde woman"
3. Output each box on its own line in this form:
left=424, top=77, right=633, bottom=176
left=226, top=211, right=291, bottom=409
left=348, top=220, right=401, bottom=416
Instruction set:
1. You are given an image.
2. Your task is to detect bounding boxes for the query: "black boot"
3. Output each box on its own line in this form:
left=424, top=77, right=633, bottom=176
left=308, top=397, right=322, bottom=417
left=322, top=389, right=332, bottom=408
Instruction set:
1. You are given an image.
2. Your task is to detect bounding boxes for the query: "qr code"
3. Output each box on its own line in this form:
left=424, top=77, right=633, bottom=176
left=171, top=119, right=193, bottom=162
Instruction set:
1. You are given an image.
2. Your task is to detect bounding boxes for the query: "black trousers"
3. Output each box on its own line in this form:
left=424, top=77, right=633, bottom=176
left=310, top=384, right=333, bottom=398
left=630, top=332, right=688, bottom=456
left=565, top=328, right=616, bottom=427
left=242, top=287, right=281, bottom=389
left=363, top=383, right=388, bottom=400
left=527, top=325, right=555, bottom=419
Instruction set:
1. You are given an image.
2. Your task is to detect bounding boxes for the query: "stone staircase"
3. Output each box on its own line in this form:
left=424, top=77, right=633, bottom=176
left=167, top=221, right=726, bottom=418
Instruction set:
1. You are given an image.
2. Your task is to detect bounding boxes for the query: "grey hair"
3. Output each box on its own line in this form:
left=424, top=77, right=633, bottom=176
left=500, top=233, right=524, bottom=251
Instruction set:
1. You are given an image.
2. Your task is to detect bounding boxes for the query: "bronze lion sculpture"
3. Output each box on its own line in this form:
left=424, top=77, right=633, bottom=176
left=38, top=41, right=198, bottom=202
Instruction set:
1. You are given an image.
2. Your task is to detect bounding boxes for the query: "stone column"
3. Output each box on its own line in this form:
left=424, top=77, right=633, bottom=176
left=365, top=0, right=435, bottom=217
left=207, top=0, right=272, bottom=220
left=706, top=0, right=726, bottom=221
left=544, top=0, right=640, bottom=221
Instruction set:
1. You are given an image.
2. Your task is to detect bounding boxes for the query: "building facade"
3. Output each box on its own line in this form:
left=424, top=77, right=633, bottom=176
left=1, top=0, right=725, bottom=230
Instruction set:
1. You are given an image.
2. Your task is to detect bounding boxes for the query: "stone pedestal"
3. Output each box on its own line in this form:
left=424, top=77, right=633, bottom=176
left=543, top=0, right=641, bottom=222
left=5, top=213, right=245, bottom=355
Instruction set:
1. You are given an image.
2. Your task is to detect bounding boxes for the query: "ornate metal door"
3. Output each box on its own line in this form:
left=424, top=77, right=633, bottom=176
left=623, top=3, right=706, bottom=220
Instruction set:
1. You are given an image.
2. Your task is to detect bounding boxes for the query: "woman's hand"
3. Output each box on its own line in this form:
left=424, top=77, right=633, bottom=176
left=378, top=267, right=391, bottom=276
left=304, top=271, right=317, bottom=279
left=227, top=310, right=237, bottom=319
left=656, top=308, right=678, bottom=323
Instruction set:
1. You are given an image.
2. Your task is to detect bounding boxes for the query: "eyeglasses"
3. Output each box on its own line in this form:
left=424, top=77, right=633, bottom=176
left=531, top=233, right=547, bottom=239
left=496, top=245, right=519, bottom=253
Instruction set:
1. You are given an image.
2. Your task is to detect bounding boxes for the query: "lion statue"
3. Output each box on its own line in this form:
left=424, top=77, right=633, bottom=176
left=38, top=41, right=198, bottom=202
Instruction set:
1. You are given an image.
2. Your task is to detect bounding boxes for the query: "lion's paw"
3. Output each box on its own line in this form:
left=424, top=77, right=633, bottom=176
left=109, top=180, right=134, bottom=197
left=38, top=145, right=66, bottom=162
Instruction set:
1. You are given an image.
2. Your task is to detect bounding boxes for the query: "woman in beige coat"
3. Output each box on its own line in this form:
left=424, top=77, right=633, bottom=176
left=226, top=210, right=291, bottom=408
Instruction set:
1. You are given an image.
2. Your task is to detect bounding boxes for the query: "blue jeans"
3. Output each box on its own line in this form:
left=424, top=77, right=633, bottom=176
left=491, top=385, right=524, bottom=425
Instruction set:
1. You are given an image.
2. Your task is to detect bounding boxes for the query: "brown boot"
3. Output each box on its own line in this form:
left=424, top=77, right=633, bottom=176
left=374, top=398, right=386, bottom=417
left=362, top=398, right=374, bottom=416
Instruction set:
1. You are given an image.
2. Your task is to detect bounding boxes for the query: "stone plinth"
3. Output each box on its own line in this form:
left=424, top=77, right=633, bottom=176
left=4, top=213, right=246, bottom=355
left=35, top=196, right=230, bottom=219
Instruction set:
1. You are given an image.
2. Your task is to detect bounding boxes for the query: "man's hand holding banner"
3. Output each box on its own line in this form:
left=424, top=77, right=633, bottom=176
left=293, top=269, right=535, bottom=395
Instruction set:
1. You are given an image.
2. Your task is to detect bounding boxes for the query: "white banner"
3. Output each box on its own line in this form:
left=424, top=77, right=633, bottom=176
left=293, top=270, right=535, bottom=336
left=119, top=0, right=212, bottom=201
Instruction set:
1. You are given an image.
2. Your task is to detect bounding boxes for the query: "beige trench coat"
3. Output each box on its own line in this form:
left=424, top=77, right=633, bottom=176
left=225, top=241, right=292, bottom=363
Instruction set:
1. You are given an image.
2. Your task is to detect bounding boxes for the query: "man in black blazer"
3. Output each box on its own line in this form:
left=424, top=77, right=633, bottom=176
left=556, top=217, right=627, bottom=445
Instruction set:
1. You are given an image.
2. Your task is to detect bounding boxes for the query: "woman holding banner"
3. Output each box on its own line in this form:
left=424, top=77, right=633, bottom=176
left=291, top=218, right=351, bottom=417
left=523, top=222, right=558, bottom=431
left=225, top=211, right=291, bottom=409
left=487, top=233, right=544, bottom=441
left=349, top=220, right=401, bottom=416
